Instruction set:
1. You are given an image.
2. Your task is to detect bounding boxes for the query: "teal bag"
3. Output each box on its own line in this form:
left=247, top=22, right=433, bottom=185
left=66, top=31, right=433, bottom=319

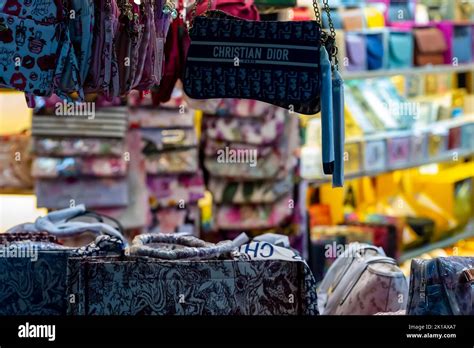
left=388, top=31, right=413, bottom=69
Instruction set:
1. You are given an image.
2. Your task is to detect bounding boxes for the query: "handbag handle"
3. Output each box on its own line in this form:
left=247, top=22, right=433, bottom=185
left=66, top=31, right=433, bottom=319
left=128, top=233, right=241, bottom=260
left=6, top=205, right=127, bottom=245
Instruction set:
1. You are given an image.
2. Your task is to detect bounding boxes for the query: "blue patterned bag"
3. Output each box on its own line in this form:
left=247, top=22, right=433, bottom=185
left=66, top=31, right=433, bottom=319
left=407, top=257, right=474, bottom=315
left=0, top=0, right=82, bottom=100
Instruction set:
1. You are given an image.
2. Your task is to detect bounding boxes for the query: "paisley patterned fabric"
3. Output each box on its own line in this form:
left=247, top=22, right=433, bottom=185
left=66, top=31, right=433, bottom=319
left=408, top=257, right=474, bottom=315
left=33, top=137, right=126, bottom=157
left=0, top=235, right=124, bottom=315
left=32, top=156, right=127, bottom=178
left=66, top=258, right=318, bottom=315
left=203, top=109, right=285, bottom=145
left=209, top=175, right=293, bottom=204
left=214, top=193, right=294, bottom=230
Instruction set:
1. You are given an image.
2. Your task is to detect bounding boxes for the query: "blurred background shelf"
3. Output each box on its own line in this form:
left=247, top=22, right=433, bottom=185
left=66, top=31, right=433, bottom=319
left=400, top=220, right=474, bottom=263
left=342, top=63, right=474, bottom=80
left=307, top=149, right=474, bottom=185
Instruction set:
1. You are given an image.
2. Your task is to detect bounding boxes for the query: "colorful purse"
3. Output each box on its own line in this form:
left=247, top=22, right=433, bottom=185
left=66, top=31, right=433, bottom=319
left=366, top=32, right=385, bottom=70
left=203, top=108, right=285, bottom=145
left=209, top=175, right=293, bottom=204
left=183, top=0, right=339, bottom=115
left=413, top=27, right=448, bottom=66
left=388, top=31, right=413, bottom=69
left=453, top=25, right=473, bottom=64
left=408, top=257, right=474, bottom=315
left=345, top=33, right=367, bottom=71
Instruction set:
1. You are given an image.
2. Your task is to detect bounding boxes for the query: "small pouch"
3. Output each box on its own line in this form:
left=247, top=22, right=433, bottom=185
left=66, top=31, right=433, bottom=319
left=32, top=157, right=127, bottom=178
left=36, top=178, right=129, bottom=209
left=341, top=8, right=365, bottom=31
left=414, top=27, right=447, bottom=66
left=203, top=108, right=286, bottom=145
left=364, top=6, right=385, bottom=28
left=388, top=0, right=414, bottom=22
left=147, top=172, right=205, bottom=207
left=366, top=32, right=385, bottom=70
left=214, top=193, right=294, bottom=230
left=388, top=31, right=413, bottom=69
left=145, top=148, right=199, bottom=174
left=33, top=137, right=126, bottom=157
left=209, top=175, right=293, bottom=204
left=345, top=33, right=367, bottom=71
left=141, top=128, right=197, bottom=152
left=453, top=25, right=472, bottom=64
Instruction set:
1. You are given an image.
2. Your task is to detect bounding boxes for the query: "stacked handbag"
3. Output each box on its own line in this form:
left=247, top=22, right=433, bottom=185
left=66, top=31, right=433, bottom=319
left=129, top=90, right=204, bottom=235
left=200, top=99, right=301, bottom=244
left=0, top=0, right=174, bottom=106
left=67, top=231, right=318, bottom=315
left=0, top=205, right=126, bottom=315
left=31, top=96, right=131, bottom=213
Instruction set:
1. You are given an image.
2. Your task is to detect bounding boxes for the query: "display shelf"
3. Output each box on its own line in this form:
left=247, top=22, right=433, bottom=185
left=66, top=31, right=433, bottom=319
left=307, top=149, right=474, bottom=185
left=341, top=63, right=474, bottom=80
left=399, top=220, right=474, bottom=263
left=0, top=189, right=35, bottom=195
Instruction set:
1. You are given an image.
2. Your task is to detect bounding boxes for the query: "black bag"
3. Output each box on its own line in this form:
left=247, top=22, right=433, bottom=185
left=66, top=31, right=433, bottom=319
left=183, top=1, right=338, bottom=115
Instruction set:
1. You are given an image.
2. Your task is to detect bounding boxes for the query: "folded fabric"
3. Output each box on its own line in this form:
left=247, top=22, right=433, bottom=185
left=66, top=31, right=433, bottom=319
left=33, top=137, right=125, bottom=157
left=145, top=148, right=199, bottom=174
left=147, top=172, right=205, bottom=207
left=32, top=157, right=127, bottom=178
left=214, top=193, right=294, bottom=230
left=35, top=178, right=129, bottom=209
left=203, top=138, right=274, bottom=158
left=209, top=175, right=293, bottom=204
left=203, top=108, right=286, bottom=145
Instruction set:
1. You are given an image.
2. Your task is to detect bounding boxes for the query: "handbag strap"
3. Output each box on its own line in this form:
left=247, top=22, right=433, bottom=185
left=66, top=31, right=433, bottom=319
left=128, top=233, right=242, bottom=260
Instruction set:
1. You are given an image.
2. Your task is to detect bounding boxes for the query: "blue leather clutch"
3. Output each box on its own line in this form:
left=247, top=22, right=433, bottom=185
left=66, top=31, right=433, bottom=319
left=366, top=33, right=385, bottom=70
left=388, top=31, right=413, bottom=69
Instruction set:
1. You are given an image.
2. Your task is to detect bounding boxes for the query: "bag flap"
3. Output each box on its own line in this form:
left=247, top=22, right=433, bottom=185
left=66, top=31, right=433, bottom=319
left=389, top=33, right=413, bottom=63
left=346, top=34, right=367, bottom=65
left=414, top=28, right=447, bottom=53
left=366, top=34, right=384, bottom=58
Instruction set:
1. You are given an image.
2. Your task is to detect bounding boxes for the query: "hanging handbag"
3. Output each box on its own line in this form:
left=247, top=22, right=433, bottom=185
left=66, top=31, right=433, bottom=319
left=0, top=205, right=125, bottom=315
left=183, top=0, right=339, bottom=115
left=407, top=257, right=474, bottom=315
